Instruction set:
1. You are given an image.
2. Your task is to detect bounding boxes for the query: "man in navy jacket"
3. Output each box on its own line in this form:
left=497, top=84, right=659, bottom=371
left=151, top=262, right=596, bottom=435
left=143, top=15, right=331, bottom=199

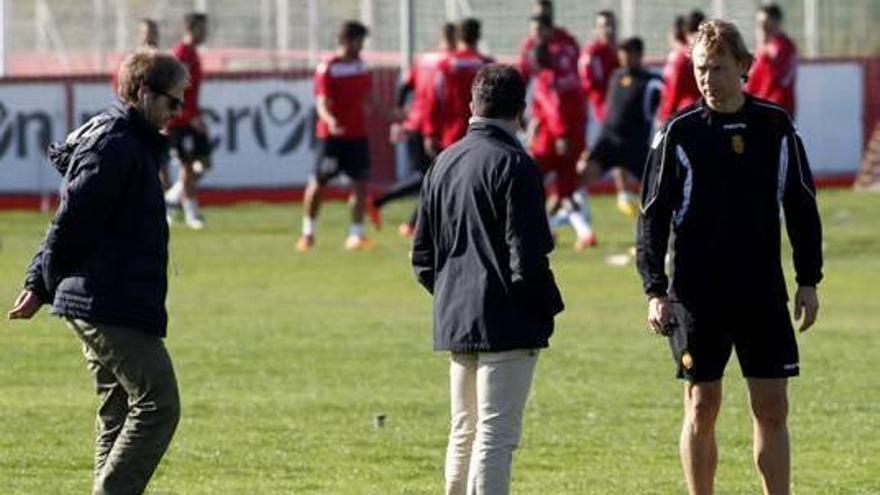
left=8, top=49, right=188, bottom=494
left=412, top=64, right=563, bottom=495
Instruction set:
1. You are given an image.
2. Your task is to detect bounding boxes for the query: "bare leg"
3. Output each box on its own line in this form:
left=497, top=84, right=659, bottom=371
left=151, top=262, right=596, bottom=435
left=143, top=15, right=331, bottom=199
left=610, top=167, right=627, bottom=195
left=350, top=181, right=366, bottom=226
left=180, top=161, right=198, bottom=201
left=303, top=179, right=323, bottom=221
left=681, top=380, right=722, bottom=495
left=747, top=378, right=790, bottom=495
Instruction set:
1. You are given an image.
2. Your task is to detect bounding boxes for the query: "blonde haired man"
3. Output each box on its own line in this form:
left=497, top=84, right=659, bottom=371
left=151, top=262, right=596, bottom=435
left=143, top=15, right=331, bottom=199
left=637, top=20, right=822, bottom=495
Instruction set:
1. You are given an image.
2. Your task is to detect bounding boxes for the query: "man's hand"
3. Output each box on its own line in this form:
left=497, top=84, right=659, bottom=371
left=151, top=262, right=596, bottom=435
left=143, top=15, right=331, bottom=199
left=423, top=136, right=439, bottom=160
left=793, top=286, right=819, bottom=332
left=8, top=290, right=43, bottom=320
left=191, top=117, right=208, bottom=134
left=647, top=296, right=672, bottom=336
left=389, top=122, right=406, bottom=144
left=576, top=151, right=590, bottom=175
left=554, top=137, right=569, bottom=157
left=328, top=118, right=345, bottom=136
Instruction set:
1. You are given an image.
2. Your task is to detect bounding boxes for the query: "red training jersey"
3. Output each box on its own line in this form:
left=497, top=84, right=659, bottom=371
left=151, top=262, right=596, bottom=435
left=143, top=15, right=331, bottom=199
left=518, top=27, right=580, bottom=83
left=314, top=54, right=374, bottom=140
left=657, top=46, right=701, bottom=125
left=402, top=51, right=451, bottom=136
left=579, top=40, right=619, bottom=122
left=530, top=68, right=587, bottom=157
left=746, top=32, right=798, bottom=116
left=167, top=41, right=202, bottom=129
left=427, top=48, right=494, bottom=148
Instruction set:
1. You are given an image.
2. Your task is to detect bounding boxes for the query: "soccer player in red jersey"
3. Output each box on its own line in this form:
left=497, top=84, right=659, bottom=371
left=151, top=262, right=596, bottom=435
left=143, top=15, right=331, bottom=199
left=424, top=18, right=494, bottom=151
left=579, top=10, right=619, bottom=123
left=297, top=21, right=386, bottom=252
left=517, top=1, right=580, bottom=85
left=375, top=23, right=457, bottom=238
left=526, top=16, right=593, bottom=249
left=746, top=4, right=798, bottom=117
left=657, top=10, right=705, bottom=126
left=165, top=13, right=210, bottom=230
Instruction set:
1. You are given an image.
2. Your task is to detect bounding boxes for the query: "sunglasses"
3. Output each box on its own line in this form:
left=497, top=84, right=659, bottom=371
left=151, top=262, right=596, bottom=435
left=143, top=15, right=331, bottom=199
left=149, top=86, right=184, bottom=111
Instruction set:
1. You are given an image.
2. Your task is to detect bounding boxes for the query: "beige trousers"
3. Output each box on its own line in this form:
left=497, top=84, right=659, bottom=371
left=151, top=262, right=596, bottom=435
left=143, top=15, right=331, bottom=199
left=445, top=349, right=539, bottom=495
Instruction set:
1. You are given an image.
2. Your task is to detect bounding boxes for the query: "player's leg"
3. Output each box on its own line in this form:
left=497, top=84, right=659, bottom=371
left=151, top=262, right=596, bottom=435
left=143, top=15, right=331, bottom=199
left=375, top=131, right=428, bottom=208
left=445, top=352, right=478, bottom=495
left=164, top=130, right=186, bottom=221
left=550, top=150, right=592, bottom=249
left=401, top=208, right=419, bottom=238
left=680, top=380, right=722, bottom=495
left=737, top=305, right=799, bottom=495
left=668, top=302, right=732, bottom=495
left=179, top=159, right=205, bottom=229
left=572, top=153, right=606, bottom=247
left=747, top=378, right=790, bottom=495
left=179, top=128, right=212, bottom=229
left=343, top=139, right=374, bottom=250
left=611, top=167, right=639, bottom=217
left=298, top=140, right=335, bottom=251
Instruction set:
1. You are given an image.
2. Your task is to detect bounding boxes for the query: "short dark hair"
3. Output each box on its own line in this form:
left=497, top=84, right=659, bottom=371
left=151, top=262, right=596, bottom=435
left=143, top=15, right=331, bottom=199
left=530, top=13, right=553, bottom=30
left=619, top=37, right=644, bottom=54
left=339, top=20, right=369, bottom=43
left=470, top=64, right=526, bottom=120
left=184, top=12, right=207, bottom=31
left=442, top=22, right=457, bottom=47
left=534, top=0, right=553, bottom=19
left=458, top=18, right=481, bottom=46
left=673, top=15, right=687, bottom=44
left=760, top=3, right=784, bottom=22
left=597, top=10, right=616, bottom=25
left=686, top=10, right=706, bottom=34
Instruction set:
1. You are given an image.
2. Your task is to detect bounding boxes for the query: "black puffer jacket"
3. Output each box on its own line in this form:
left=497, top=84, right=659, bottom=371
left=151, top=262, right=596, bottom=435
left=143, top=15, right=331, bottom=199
left=24, top=105, right=171, bottom=336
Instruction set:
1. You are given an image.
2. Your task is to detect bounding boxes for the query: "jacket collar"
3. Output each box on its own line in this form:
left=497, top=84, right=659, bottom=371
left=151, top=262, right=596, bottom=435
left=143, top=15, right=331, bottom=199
left=114, top=104, right=167, bottom=148
left=467, top=117, right=522, bottom=147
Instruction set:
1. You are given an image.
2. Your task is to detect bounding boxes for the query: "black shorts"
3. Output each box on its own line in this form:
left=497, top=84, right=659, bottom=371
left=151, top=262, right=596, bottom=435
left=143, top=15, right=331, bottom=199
left=404, top=131, right=432, bottom=174
left=589, top=133, right=648, bottom=178
left=667, top=301, right=800, bottom=382
left=314, top=137, right=371, bottom=184
left=168, top=125, right=212, bottom=166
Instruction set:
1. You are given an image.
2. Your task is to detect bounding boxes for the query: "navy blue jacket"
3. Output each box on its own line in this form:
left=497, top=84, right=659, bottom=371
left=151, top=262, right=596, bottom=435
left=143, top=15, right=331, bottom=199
left=24, top=106, right=171, bottom=336
left=412, top=122, right=564, bottom=352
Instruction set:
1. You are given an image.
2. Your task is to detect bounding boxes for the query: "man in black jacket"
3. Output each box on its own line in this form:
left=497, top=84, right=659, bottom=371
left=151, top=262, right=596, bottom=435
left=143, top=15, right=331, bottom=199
left=412, top=64, right=563, bottom=495
left=636, top=20, right=822, bottom=495
left=8, top=49, right=188, bottom=494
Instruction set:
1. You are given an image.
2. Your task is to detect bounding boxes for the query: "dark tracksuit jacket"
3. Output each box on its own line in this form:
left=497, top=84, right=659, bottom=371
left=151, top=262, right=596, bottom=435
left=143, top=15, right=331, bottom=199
left=636, top=96, right=823, bottom=309
left=412, top=121, right=564, bottom=352
left=24, top=106, right=171, bottom=336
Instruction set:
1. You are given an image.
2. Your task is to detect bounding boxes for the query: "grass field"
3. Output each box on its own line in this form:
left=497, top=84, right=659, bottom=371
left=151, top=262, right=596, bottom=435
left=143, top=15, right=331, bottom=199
left=0, top=190, right=878, bottom=494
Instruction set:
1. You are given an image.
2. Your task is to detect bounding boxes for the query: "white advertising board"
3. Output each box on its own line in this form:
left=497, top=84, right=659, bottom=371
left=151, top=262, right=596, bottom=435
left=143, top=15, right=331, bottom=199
left=795, top=63, right=864, bottom=174
left=0, top=84, right=66, bottom=192
left=70, top=77, right=318, bottom=189
left=0, top=62, right=866, bottom=194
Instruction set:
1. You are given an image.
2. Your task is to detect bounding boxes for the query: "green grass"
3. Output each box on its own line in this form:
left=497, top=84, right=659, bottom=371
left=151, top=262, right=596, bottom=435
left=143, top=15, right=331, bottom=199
left=1, top=190, right=878, bottom=494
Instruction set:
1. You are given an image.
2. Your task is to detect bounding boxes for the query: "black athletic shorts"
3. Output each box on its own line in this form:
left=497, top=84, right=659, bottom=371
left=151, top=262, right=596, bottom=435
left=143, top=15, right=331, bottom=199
left=314, top=137, right=371, bottom=184
left=168, top=125, right=212, bottom=165
left=666, top=301, right=800, bottom=382
left=404, top=131, right=432, bottom=174
left=589, top=132, right=648, bottom=178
